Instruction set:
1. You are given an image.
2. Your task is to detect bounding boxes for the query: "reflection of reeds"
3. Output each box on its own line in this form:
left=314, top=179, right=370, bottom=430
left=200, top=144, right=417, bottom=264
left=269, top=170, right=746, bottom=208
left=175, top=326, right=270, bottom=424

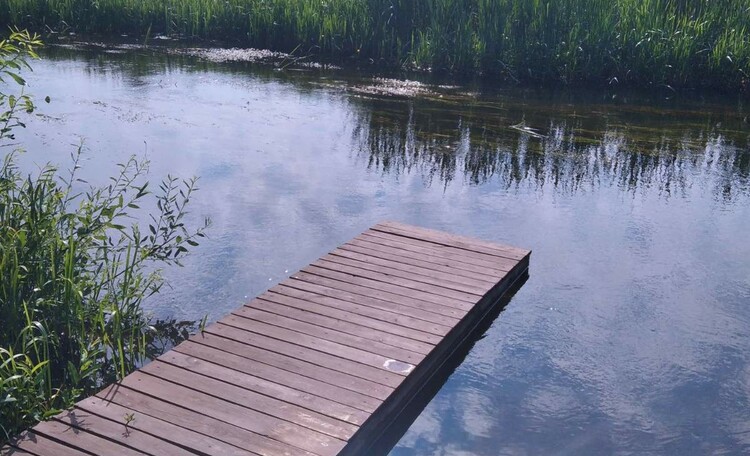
left=2, top=0, right=749, bottom=90
left=352, top=99, right=750, bottom=199
left=22, top=44, right=750, bottom=200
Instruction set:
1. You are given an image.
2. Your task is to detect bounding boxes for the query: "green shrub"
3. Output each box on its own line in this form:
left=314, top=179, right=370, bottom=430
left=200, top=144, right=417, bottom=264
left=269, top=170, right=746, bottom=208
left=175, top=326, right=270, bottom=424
left=1, top=0, right=748, bottom=91
left=0, top=30, right=209, bottom=444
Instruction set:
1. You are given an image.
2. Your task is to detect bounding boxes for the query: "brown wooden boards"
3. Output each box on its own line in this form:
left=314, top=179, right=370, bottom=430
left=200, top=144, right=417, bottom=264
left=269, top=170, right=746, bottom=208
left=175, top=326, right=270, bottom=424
left=2, top=222, right=530, bottom=456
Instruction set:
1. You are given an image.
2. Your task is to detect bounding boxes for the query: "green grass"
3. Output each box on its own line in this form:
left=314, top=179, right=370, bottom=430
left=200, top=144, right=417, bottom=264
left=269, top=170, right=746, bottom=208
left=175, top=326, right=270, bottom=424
left=0, top=30, right=209, bottom=444
left=1, top=0, right=749, bottom=91
left=0, top=149, right=209, bottom=443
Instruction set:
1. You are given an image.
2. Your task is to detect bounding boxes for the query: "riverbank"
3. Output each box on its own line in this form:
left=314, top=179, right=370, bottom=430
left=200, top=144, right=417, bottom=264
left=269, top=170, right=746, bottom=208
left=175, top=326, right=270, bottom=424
left=10, top=44, right=750, bottom=454
left=2, top=0, right=748, bottom=93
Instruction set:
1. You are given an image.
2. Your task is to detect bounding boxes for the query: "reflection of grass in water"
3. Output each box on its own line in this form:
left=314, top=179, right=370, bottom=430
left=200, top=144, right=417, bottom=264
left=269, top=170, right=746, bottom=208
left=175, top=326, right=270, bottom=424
left=2, top=0, right=749, bottom=91
left=352, top=95, right=749, bottom=196
left=23, top=42, right=750, bottom=196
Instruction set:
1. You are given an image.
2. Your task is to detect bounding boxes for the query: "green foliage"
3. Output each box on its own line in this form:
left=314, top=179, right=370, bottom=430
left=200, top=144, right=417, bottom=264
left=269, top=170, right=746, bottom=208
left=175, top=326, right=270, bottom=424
left=0, top=30, right=209, bottom=444
left=1, top=0, right=749, bottom=90
left=0, top=29, right=41, bottom=140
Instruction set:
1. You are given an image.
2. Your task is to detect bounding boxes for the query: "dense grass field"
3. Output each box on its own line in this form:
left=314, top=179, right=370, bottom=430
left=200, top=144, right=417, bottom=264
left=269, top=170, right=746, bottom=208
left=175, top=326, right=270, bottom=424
left=1, top=0, right=749, bottom=90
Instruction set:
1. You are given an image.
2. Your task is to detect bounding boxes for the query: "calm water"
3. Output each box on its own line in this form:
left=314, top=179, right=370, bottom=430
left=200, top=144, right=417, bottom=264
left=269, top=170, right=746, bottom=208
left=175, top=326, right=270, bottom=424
left=15, top=46, right=750, bottom=455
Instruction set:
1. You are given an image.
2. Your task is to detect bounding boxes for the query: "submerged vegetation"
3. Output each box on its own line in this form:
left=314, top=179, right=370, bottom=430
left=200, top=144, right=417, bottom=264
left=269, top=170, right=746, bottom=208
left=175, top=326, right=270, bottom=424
left=1, top=0, right=749, bottom=91
left=0, top=30, right=208, bottom=443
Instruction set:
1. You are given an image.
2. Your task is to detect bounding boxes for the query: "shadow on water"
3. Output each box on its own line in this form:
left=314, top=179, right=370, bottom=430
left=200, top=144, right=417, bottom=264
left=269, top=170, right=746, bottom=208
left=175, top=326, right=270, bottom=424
left=367, top=272, right=530, bottom=455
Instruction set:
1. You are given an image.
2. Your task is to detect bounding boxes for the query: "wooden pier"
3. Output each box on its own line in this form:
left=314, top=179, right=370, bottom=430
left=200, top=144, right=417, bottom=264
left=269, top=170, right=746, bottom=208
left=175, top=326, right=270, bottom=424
left=2, top=221, right=530, bottom=456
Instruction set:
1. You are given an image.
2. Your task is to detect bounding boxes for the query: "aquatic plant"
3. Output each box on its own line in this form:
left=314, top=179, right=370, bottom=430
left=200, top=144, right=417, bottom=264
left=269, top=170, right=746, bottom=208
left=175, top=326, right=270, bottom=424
left=0, top=30, right=209, bottom=444
left=0, top=0, right=748, bottom=91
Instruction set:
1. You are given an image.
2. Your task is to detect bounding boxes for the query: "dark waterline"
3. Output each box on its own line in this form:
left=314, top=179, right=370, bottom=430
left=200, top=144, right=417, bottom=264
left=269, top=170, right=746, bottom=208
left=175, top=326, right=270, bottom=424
left=13, top=47, right=750, bottom=455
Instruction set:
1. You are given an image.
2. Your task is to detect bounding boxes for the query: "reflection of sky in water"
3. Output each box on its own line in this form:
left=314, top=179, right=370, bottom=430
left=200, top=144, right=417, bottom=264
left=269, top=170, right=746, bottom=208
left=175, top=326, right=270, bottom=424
left=14, top=49, right=750, bottom=455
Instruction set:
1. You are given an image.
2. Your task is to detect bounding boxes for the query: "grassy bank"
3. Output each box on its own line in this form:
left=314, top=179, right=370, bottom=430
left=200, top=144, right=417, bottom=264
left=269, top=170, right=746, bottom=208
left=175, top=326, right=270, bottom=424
left=1, top=0, right=749, bottom=91
left=0, top=31, right=208, bottom=444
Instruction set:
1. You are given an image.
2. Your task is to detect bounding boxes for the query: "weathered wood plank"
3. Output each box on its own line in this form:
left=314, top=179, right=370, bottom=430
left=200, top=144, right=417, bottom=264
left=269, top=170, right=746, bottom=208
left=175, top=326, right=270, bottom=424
left=250, top=294, right=435, bottom=354
left=95, top=384, right=315, bottom=456
left=327, top=249, right=491, bottom=294
left=209, top=320, right=404, bottom=387
left=314, top=257, right=483, bottom=301
left=189, top=331, right=392, bottom=400
left=120, top=371, right=344, bottom=455
left=290, top=272, right=465, bottom=320
left=374, top=221, right=530, bottom=260
left=344, top=238, right=506, bottom=279
left=32, top=419, right=145, bottom=456
left=5, top=432, right=90, bottom=456
left=140, top=360, right=359, bottom=440
left=174, top=340, right=382, bottom=412
left=301, top=265, right=474, bottom=311
left=76, top=396, right=255, bottom=456
left=4, top=222, right=530, bottom=456
left=364, top=229, right=521, bottom=270
left=336, top=242, right=499, bottom=285
left=54, top=408, right=192, bottom=455
left=270, top=283, right=451, bottom=338
left=340, top=242, right=531, bottom=454
left=157, top=350, right=370, bottom=426
left=220, top=313, right=415, bottom=375
left=0, top=447, right=35, bottom=456
left=205, top=324, right=401, bottom=388
left=233, top=305, right=425, bottom=363
left=360, top=232, right=516, bottom=272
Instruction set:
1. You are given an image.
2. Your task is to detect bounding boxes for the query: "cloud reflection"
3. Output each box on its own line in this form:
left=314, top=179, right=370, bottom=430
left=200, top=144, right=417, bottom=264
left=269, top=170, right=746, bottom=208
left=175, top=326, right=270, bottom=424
left=18, top=46, right=750, bottom=455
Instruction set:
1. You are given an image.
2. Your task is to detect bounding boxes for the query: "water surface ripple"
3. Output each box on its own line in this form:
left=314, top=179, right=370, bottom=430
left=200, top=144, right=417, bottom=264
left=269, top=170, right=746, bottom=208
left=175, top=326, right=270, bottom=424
left=15, top=47, right=750, bottom=455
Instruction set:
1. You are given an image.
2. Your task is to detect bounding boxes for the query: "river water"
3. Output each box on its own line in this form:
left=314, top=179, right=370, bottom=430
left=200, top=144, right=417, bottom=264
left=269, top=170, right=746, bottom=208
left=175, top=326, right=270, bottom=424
left=13, top=45, right=750, bottom=455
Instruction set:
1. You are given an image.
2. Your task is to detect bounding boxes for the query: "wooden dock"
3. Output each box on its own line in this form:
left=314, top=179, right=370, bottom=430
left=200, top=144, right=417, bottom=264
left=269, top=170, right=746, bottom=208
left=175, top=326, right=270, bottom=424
left=2, top=221, right=530, bottom=456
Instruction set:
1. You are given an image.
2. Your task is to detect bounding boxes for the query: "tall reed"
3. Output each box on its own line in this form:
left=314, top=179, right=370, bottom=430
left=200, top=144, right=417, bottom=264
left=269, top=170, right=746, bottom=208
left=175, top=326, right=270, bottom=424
left=1, top=0, right=748, bottom=90
left=0, top=30, right=209, bottom=444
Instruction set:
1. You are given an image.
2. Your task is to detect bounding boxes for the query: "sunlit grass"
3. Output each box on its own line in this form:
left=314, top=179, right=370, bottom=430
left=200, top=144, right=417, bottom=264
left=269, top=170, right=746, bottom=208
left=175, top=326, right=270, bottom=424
left=2, top=0, right=748, bottom=90
left=0, top=30, right=209, bottom=444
